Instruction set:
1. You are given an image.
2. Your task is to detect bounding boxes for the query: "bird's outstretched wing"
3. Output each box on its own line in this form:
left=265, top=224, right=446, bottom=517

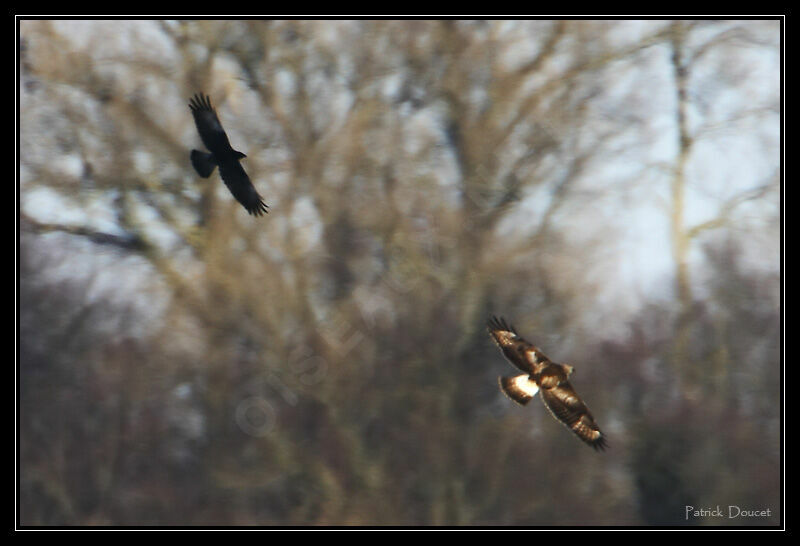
left=218, top=161, right=269, bottom=216
left=189, top=94, right=234, bottom=156
left=539, top=382, right=607, bottom=451
left=487, top=316, right=549, bottom=374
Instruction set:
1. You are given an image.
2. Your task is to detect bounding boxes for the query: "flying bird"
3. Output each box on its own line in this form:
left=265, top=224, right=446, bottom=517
left=188, top=93, right=269, bottom=216
left=487, top=316, right=607, bottom=451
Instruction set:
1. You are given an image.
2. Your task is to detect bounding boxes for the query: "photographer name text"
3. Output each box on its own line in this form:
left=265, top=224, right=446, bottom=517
left=685, top=505, right=772, bottom=520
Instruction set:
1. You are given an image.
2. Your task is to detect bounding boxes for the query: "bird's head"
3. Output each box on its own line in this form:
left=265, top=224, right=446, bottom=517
left=561, top=364, right=575, bottom=377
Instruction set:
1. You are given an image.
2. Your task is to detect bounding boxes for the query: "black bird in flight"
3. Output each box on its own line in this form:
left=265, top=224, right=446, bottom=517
left=487, top=316, right=607, bottom=451
left=188, top=93, right=269, bottom=216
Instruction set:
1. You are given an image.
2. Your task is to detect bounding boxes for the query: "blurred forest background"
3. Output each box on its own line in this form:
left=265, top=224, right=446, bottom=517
left=18, top=20, right=781, bottom=526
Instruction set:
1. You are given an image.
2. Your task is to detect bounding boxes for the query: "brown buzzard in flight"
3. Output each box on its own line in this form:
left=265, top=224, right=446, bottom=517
left=189, top=93, right=269, bottom=216
left=488, top=316, right=607, bottom=451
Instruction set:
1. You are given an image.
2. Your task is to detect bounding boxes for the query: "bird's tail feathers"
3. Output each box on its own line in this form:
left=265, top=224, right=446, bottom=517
left=191, top=150, right=218, bottom=178
left=499, top=375, right=539, bottom=405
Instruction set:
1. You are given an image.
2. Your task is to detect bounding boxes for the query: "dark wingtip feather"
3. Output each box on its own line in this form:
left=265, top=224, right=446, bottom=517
left=247, top=199, right=270, bottom=217
left=189, top=93, right=214, bottom=113
left=591, top=435, right=608, bottom=452
left=487, top=315, right=516, bottom=335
